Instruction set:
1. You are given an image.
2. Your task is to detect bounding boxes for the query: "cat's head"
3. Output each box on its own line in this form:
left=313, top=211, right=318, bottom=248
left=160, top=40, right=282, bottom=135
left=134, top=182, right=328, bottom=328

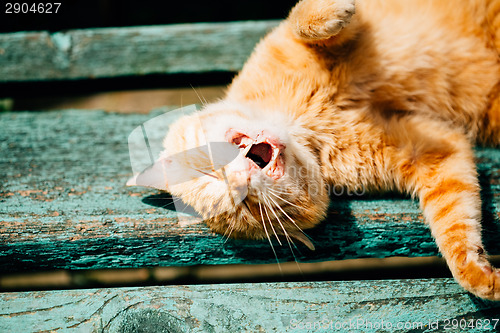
left=130, top=101, right=329, bottom=249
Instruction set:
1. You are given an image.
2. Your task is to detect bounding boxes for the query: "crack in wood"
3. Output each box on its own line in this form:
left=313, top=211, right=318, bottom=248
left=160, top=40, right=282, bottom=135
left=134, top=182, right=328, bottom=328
left=67, top=294, right=119, bottom=329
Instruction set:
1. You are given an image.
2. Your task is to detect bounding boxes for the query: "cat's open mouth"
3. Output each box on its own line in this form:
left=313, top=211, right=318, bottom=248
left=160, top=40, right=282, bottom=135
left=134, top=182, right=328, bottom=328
left=245, top=142, right=273, bottom=168
left=226, top=129, right=285, bottom=179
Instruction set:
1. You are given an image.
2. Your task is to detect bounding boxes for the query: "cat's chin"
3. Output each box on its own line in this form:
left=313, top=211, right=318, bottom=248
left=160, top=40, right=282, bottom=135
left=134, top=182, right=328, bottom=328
left=204, top=206, right=321, bottom=251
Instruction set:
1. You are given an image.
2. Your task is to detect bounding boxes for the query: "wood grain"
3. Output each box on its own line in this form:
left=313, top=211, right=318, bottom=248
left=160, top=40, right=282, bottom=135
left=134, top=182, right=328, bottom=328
left=0, top=279, right=498, bottom=332
left=1, top=110, right=499, bottom=272
left=0, top=21, right=279, bottom=82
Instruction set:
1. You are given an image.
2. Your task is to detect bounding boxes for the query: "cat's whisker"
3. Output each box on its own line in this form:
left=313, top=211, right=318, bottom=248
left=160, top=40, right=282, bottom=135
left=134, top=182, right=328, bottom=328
left=221, top=182, right=247, bottom=242
left=171, top=201, right=195, bottom=214
left=221, top=203, right=239, bottom=242
left=167, top=187, right=219, bottom=217
left=170, top=196, right=185, bottom=204
left=192, top=167, right=221, bottom=180
left=190, top=84, right=208, bottom=106
left=190, top=106, right=217, bottom=175
left=223, top=199, right=254, bottom=242
left=169, top=198, right=200, bottom=215
left=140, top=197, right=173, bottom=201
left=266, top=194, right=311, bottom=243
left=222, top=199, right=249, bottom=243
left=268, top=188, right=290, bottom=196
left=259, top=201, right=283, bottom=273
left=162, top=194, right=193, bottom=210
left=265, top=194, right=304, bottom=273
left=264, top=195, right=294, bottom=246
left=220, top=172, right=241, bottom=244
left=268, top=190, right=303, bottom=210
left=261, top=196, right=283, bottom=246
left=222, top=219, right=237, bottom=243
left=262, top=194, right=299, bottom=260
left=221, top=210, right=238, bottom=242
left=263, top=195, right=289, bottom=239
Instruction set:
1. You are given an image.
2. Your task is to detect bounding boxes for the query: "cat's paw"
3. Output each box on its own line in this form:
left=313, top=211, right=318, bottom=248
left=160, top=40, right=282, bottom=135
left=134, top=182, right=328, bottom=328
left=468, top=266, right=500, bottom=301
left=289, top=0, right=356, bottom=41
left=324, top=0, right=356, bottom=35
left=453, top=249, right=500, bottom=300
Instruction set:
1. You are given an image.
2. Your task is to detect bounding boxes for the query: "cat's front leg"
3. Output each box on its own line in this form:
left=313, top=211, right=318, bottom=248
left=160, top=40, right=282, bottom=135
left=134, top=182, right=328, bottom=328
left=287, top=0, right=358, bottom=44
left=392, top=123, right=500, bottom=300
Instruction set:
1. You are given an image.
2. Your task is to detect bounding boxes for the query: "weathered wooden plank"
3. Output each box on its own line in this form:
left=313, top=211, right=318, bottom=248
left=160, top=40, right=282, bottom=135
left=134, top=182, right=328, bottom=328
left=0, top=21, right=279, bottom=82
left=1, top=110, right=500, bottom=272
left=0, top=279, right=498, bottom=332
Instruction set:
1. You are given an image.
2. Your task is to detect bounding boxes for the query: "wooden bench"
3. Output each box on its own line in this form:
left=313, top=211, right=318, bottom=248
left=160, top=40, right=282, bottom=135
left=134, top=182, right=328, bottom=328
left=1, top=21, right=500, bottom=332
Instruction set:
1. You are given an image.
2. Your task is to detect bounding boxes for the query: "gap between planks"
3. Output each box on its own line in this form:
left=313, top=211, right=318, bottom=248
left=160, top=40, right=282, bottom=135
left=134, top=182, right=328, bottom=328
left=7, top=86, right=226, bottom=113
left=4, top=255, right=496, bottom=292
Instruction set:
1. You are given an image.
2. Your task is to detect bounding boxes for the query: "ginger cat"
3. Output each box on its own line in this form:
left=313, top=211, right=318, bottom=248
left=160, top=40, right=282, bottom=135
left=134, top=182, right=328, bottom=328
left=130, top=0, right=500, bottom=300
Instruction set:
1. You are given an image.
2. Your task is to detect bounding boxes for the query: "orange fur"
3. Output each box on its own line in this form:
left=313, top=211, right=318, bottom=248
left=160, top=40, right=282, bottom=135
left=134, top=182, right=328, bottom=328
left=159, top=0, right=500, bottom=299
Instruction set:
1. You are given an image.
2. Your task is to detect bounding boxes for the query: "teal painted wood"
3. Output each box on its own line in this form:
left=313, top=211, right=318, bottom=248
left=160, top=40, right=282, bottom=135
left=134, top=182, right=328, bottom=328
left=0, top=21, right=279, bottom=82
left=1, top=110, right=500, bottom=272
left=0, top=279, right=498, bottom=332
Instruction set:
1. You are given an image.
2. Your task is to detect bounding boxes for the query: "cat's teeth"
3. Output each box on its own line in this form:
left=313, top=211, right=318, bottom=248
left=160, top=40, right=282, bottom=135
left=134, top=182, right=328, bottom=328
left=262, top=163, right=273, bottom=173
left=262, top=147, right=280, bottom=173
left=241, top=143, right=253, bottom=156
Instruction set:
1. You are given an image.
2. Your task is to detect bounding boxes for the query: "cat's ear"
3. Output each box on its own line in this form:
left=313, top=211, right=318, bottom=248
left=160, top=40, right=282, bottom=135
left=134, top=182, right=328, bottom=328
left=126, top=158, right=170, bottom=191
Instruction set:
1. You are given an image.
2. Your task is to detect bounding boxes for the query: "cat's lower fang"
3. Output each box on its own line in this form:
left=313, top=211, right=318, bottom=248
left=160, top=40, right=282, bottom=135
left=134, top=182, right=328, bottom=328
left=262, top=147, right=280, bottom=173
left=262, top=147, right=285, bottom=180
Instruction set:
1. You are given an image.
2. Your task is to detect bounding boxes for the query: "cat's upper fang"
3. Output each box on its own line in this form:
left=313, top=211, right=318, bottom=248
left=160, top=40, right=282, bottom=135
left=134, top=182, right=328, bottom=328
left=241, top=143, right=253, bottom=156
left=262, top=147, right=280, bottom=173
